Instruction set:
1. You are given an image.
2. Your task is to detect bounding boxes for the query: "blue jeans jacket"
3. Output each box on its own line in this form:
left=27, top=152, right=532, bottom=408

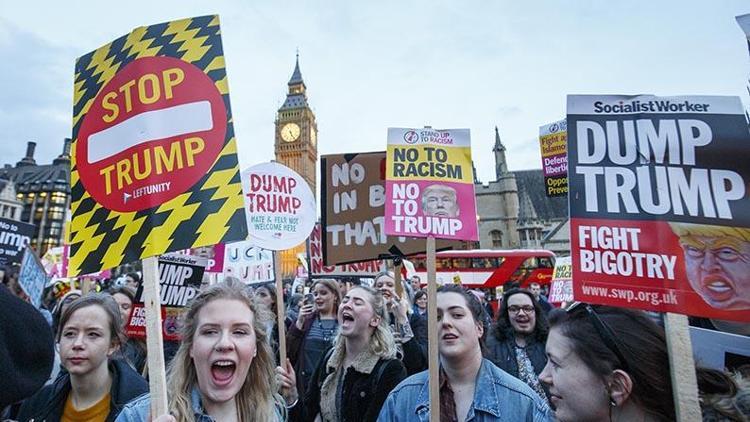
left=114, top=389, right=284, bottom=422
left=377, top=359, right=553, bottom=422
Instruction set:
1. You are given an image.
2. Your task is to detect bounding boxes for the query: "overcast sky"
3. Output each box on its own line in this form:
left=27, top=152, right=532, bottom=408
left=1, top=1, right=748, bottom=184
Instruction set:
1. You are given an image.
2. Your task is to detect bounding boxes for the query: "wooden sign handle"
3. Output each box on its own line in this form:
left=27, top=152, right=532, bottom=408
left=426, top=236, right=440, bottom=421
left=82, top=277, right=92, bottom=295
left=274, top=251, right=287, bottom=365
left=664, top=312, right=701, bottom=421
left=394, top=262, right=404, bottom=299
left=142, top=256, right=169, bottom=417
left=393, top=262, right=404, bottom=334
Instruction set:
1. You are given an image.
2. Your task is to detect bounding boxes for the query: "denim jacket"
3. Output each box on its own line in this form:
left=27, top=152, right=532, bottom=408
left=114, top=388, right=285, bottom=422
left=377, top=359, right=553, bottom=422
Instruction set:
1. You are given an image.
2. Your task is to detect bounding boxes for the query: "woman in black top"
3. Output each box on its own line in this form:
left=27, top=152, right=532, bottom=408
left=286, top=279, right=341, bottom=400
left=278, top=285, right=407, bottom=422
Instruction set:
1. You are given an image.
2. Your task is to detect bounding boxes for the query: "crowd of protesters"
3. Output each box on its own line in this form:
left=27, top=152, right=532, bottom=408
left=2, top=265, right=749, bottom=421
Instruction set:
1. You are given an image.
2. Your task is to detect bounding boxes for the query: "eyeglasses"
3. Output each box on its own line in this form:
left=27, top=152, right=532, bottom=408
left=566, top=302, right=631, bottom=373
left=508, top=305, right=535, bottom=314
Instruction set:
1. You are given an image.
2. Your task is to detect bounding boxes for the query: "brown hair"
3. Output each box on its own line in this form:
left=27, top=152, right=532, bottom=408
left=56, top=293, right=125, bottom=348
left=548, top=306, right=674, bottom=421
left=493, top=288, right=548, bottom=343
left=437, top=284, right=489, bottom=349
left=254, top=283, right=277, bottom=316
left=108, top=285, right=136, bottom=303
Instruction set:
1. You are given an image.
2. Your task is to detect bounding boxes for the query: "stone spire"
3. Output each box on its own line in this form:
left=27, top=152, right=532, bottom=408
left=281, top=53, right=309, bottom=110
left=288, top=51, right=305, bottom=88
left=493, top=126, right=508, bottom=179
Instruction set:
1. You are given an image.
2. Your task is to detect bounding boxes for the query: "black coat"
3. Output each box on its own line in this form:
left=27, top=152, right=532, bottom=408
left=292, top=348, right=407, bottom=422
left=485, top=331, right=550, bottom=400
left=15, top=359, right=148, bottom=422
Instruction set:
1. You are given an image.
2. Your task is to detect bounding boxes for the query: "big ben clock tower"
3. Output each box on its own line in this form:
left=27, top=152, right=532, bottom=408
left=275, top=54, right=318, bottom=277
left=275, top=54, right=318, bottom=193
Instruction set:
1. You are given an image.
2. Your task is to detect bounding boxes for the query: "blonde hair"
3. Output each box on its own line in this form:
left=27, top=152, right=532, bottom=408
left=332, top=285, right=397, bottom=359
left=165, top=279, right=284, bottom=421
left=670, top=223, right=750, bottom=242
left=312, top=279, right=342, bottom=312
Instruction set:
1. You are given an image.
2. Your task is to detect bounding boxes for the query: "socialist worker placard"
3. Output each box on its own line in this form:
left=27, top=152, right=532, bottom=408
left=568, top=95, right=750, bottom=321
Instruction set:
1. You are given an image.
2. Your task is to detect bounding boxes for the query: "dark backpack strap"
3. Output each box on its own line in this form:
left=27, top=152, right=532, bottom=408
left=369, top=358, right=389, bottom=395
left=316, top=346, right=336, bottom=390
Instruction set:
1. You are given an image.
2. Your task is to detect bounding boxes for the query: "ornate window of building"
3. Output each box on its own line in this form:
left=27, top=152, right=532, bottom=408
left=490, top=230, right=503, bottom=248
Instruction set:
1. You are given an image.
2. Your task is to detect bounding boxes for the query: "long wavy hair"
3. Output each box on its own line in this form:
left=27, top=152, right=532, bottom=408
left=331, top=285, right=397, bottom=360
left=492, top=288, right=548, bottom=343
left=166, top=279, right=284, bottom=421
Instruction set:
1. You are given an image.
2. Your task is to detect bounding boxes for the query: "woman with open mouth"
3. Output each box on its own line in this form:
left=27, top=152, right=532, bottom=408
left=116, top=279, right=288, bottom=421
left=286, top=279, right=342, bottom=402
left=16, top=294, right=148, bottom=422
left=278, top=285, right=407, bottom=421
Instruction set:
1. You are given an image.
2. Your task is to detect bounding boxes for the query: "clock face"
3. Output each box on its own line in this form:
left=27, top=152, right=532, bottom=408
left=281, top=123, right=301, bottom=142
left=310, top=128, right=317, bottom=146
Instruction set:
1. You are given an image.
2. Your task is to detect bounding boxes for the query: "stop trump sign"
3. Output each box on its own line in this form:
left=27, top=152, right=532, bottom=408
left=77, top=56, right=226, bottom=212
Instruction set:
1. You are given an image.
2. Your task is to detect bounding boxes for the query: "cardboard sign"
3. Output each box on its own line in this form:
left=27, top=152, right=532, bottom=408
left=309, top=224, right=384, bottom=276
left=568, top=95, right=750, bottom=321
left=242, top=162, right=316, bottom=251
left=0, top=217, right=35, bottom=266
left=127, top=253, right=207, bottom=340
left=539, top=119, right=568, bottom=197
left=41, top=246, right=66, bottom=277
left=548, top=256, right=573, bottom=304
left=69, top=15, right=247, bottom=276
left=223, top=240, right=274, bottom=284
left=18, top=248, right=49, bottom=308
left=385, top=128, right=478, bottom=241
left=41, top=245, right=111, bottom=279
left=321, top=151, right=460, bottom=265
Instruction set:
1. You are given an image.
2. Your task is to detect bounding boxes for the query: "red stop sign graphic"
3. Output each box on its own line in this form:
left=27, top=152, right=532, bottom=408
left=77, top=56, right=226, bottom=212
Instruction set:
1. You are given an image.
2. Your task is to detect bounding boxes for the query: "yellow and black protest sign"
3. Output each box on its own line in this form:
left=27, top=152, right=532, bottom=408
left=69, top=15, right=247, bottom=276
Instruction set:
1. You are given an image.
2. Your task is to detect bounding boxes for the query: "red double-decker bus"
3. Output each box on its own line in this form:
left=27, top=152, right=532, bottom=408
left=407, top=249, right=556, bottom=289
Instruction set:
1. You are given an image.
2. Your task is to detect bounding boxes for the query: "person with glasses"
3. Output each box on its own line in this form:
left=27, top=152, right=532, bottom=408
left=487, top=288, right=550, bottom=404
left=378, top=284, right=552, bottom=421
left=539, top=304, right=675, bottom=422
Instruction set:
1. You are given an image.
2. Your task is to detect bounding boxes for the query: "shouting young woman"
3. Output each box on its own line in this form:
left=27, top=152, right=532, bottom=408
left=278, top=285, right=407, bottom=422
left=116, top=279, right=287, bottom=421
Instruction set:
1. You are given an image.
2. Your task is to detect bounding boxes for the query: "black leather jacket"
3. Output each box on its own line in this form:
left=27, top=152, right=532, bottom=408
left=15, top=359, right=148, bottom=422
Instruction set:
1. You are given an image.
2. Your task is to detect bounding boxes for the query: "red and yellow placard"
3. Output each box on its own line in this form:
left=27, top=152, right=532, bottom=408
left=69, top=15, right=247, bottom=276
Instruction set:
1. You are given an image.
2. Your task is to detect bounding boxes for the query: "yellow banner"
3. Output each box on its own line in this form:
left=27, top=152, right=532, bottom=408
left=539, top=132, right=567, bottom=158
left=386, top=144, right=473, bottom=183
